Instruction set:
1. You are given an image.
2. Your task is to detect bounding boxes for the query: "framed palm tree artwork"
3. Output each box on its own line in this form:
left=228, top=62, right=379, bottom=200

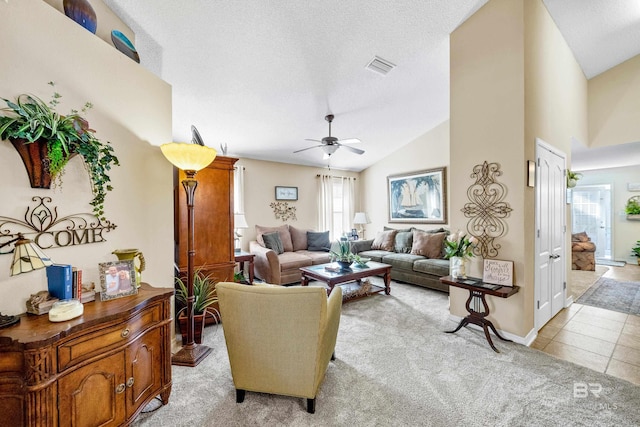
left=387, top=167, right=447, bottom=224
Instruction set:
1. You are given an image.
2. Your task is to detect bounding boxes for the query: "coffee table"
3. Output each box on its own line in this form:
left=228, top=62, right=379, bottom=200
left=300, top=261, right=392, bottom=297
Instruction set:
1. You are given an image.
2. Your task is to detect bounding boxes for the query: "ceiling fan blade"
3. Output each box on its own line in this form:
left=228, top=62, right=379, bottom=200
left=305, top=138, right=323, bottom=143
left=339, top=144, right=365, bottom=155
left=337, top=138, right=361, bottom=144
left=293, top=145, right=323, bottom=154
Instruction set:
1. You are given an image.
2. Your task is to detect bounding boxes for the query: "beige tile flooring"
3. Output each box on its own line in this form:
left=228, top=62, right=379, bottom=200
left=532, top=263, right=640, bottom=385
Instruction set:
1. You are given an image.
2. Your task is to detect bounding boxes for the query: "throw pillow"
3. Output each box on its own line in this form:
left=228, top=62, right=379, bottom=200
left=262, top=232, right=284, bottom=254
left=394, top=231, right=413, bottom=253
left=371, top=230, right=397, bottom=251
left=307, top=231, right=331, bottom=251
left=289, top=225, right=310, bottom=251
left=384, top=226, right=412, bottom=233
left=410, top=230, right=447, bottom=258
left=255, top=224, right=293, bottom=252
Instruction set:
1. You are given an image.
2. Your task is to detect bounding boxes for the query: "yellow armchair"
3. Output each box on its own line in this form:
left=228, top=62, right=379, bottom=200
left=216, top=282, right=342, bottom=413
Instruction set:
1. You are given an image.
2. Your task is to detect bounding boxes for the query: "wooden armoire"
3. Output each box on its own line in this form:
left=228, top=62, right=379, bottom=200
left=173, top=155, right=238, bottom=283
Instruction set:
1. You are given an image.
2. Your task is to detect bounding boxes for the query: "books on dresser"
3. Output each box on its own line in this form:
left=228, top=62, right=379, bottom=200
left=46, top=264, right=73, bottom=300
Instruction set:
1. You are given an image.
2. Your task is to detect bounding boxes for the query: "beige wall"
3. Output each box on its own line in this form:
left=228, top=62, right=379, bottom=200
left=576, top=166, right=640, bottom=263
left=589, top=54, right=640, bottom=148
left=360, top=120, right=450, bottom=238
left=0, top=0, right=173, bottom=315
left=450, top=0, right=587, bottom=338
left=234, top=158, right=360, bottom=250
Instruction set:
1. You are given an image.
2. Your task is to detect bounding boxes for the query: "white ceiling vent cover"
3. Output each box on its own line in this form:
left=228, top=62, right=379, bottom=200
left=365, top=56, right=396, bottom=75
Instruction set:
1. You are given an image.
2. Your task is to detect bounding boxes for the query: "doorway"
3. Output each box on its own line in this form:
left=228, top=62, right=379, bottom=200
left=535, top=139, right=567, bottom=330
left=571, top=184, right=612, bottom=259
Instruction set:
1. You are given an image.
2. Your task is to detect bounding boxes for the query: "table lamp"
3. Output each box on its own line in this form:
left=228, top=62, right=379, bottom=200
left=161, top=139, right=217, bottom=367
left=234, top=213, right=248, bottom=252
left=353, top=212, right=371, bottom=239
left=0, top=233, right=53, bottom=327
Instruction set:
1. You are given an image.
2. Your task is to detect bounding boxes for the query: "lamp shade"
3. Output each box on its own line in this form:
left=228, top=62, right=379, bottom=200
left=11, top=237, right=53, bottom=276
left=353, top=212, right=370, bottom=225
left=234, top=213, right=249, bottom=229
left=160, top=142, right=217, bottom=171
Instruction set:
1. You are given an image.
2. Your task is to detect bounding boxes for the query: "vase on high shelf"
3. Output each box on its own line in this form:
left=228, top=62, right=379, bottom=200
left=450, top=256, right=469, bottom=280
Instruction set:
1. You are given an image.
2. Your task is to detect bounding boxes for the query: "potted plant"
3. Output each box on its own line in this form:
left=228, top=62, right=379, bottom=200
left=234, top=271, right=249, bottom=284
left=330, top=238, right=355, bottom=270
left=444, top=231, right=477, bottom=279
left=625, top=197, right=640, bottom=220
left=174, top=269, right=219, bottom=345
left=631, top=241, right=640, bottom=265
left=0, top=82, right=120, bottom=219
left=567, top=170, right=582, bottom=188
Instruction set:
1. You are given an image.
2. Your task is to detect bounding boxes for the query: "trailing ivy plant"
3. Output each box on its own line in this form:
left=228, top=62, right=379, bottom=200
left=0, top=82, right=119, bottom=219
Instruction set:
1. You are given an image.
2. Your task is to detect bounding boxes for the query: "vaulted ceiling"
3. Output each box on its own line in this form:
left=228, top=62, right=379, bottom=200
left=103, top=0, right=640, bottom=172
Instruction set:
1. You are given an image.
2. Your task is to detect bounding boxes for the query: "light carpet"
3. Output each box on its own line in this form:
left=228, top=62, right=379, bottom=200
left=577, top=277, right=640, bottom=315
left=133, top=279, right=640, bottom=427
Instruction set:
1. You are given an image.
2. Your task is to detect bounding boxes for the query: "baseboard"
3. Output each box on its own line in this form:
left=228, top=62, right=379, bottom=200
left=448, top=314, right=536, bottom=346
left=565, top=295, right=574, bottom=307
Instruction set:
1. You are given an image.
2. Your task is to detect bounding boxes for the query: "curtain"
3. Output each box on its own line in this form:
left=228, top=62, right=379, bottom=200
left=234, top=165, right=245, bottom=214
left=318, top=174, right=333, bottom=234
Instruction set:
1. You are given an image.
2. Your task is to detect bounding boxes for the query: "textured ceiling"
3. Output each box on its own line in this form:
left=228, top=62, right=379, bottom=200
left=102, top=0, right=640, bottom=172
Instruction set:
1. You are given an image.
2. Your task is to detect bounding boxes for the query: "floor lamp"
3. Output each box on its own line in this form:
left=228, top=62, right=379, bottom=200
left=161, top=140, right=217, bottom=367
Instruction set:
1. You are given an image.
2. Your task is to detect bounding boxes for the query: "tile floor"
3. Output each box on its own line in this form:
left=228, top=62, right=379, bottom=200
left=532, top=263, right=640, bottom=385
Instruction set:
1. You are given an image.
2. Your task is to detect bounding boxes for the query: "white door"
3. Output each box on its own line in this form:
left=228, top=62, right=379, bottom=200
left=571, top=185, right=612, bottom=259
left=535, top=139, right=566, bottom=330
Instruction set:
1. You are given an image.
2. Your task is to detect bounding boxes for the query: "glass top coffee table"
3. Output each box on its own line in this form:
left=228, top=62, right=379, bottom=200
left=300, top=261, right=392, bottom=298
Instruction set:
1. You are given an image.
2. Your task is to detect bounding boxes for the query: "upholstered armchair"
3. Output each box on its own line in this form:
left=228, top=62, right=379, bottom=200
left=216, top=282, right=342, bottom=413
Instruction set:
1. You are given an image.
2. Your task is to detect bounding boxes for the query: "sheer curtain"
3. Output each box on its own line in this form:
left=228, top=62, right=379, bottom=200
left=317, top=175, right=356, bottom=239
left=234, top=165, right=245, bottom=214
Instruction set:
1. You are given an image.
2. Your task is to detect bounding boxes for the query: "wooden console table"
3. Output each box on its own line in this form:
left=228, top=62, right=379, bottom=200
left=440, top=276, right=519, bottom=353
left=0, top=283, right=173, bottom=426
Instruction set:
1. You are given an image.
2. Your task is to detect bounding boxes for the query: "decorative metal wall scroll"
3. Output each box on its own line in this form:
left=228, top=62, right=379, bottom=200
left=0, top=196, right=117, bottom=254
left=270, top=202, right=297, bottom=222
left=461, top=161, right=512, bottom=258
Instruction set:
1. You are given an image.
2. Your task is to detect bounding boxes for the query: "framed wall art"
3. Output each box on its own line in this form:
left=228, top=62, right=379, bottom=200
left=98, top=260, right=138, bottom=300
left=275, top=186, right=298, bottom=201
left=387, top=167, right=447, bottom=224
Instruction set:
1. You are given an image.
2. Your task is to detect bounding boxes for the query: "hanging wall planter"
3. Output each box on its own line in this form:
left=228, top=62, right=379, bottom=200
left=0, top=82, right=119, bottom=220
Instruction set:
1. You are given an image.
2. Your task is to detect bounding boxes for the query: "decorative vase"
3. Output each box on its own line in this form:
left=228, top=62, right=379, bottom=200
left=337, top=260, right=352, bottom=270
left=10, top=138, right=78, bottom=189
left=450, top=256, right=468, bottom=280
left=63, top=0, right=97, bottom=34
left=112, top=249, right=146, bottom=287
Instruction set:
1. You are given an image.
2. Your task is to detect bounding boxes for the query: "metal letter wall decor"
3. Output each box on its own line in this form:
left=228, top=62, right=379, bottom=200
left=461, top=161, right=512, bottom=258
left=0, top=196, right=117, bottom=254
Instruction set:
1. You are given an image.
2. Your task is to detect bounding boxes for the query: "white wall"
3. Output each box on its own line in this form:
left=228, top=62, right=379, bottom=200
left=0, top=0, right=173, bottom=315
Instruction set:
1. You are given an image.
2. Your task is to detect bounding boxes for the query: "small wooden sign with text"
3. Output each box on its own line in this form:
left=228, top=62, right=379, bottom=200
left=483, top=259, right=514, bottom=287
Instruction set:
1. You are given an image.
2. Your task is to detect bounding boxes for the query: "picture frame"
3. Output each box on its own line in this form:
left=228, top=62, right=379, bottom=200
left=387, top=167, right=447, bottom=224
left=275, top=186, right=298, bottom=201
left=482, top=259, right=514, bottom=287
left=98, top=260, right=138, bottom=301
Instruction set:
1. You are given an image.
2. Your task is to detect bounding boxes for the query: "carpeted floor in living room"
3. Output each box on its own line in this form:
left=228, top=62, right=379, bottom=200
left=533, top=263, right=640, bottom=386
left=133, top=277, right=640, bottom=427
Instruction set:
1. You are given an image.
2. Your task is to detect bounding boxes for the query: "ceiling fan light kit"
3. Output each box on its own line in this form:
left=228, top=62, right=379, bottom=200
left=294, top=114, right=364, bottom=158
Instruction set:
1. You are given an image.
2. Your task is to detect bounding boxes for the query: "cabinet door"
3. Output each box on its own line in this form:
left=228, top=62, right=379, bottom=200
left=58, top=352, right=126, bottom=427
left=125, top=328, right=162, bottom=418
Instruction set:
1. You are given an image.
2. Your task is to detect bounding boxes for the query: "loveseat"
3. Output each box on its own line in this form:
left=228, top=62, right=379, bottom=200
left=350, top=227, right=450, bottom=293
left=250, top=225, right=332, bottom=285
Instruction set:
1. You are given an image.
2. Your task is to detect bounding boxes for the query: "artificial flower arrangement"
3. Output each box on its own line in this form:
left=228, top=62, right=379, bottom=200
left=444, top=230, right=477, bottom=259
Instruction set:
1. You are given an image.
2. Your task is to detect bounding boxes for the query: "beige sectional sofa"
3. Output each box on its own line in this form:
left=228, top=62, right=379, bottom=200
left=249, top=224, right=332, bottom=285
left=350, top=227, right=451, bottom=293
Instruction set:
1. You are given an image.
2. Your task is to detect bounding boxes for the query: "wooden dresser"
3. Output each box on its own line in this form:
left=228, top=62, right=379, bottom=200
left=0, top=284, right=173, bottom=427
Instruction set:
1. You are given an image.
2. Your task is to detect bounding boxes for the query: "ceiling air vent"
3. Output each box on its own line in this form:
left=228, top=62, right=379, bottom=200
left=365, top=56, right=396, bottom=75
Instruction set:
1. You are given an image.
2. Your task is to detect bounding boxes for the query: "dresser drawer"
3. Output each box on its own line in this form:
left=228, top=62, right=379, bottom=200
left=57, top=303, right=162, bottom=371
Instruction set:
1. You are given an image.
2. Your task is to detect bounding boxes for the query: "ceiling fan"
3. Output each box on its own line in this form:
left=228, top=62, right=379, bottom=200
left=294, top=114, right=364, bottom=159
